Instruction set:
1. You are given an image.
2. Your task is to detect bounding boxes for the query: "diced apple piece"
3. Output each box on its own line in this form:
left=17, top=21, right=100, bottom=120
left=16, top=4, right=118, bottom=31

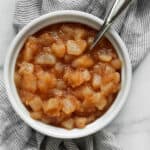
left=37, top=71, right=56, bottom=93
left=43, top=97, right=62, bottom=117
left=74, top=28, right=86, bottom=40
left=66, top=40, right=87, bottom=56
left=62, top=95, right=76, bottom=114
left=87, top=37, right=94, bottom=46
left=51, top=42, right=66, bottom=58
left=35, top=53, right=56, bottom=65
left=14, top=72, right=21, bottom=88
left=30, top=111, right=43, bottom=120
left=96, top=98, right=107, bottom=110
left=98, top=53, right=112, bottom=62
left=28, top=96, right=43, bottom=111
left=18, top=62, right=34, bottom=75
left=72, top=54, right=94, bottom=68
left=74, top=117, right=87, bottom=128
left=22, top=73, right=37, bottom=93
left=92, top=74, right=102, bottom=90
left=44, top=98, right=61, bottom=111
left=23, top=36, right=39, bottom=61
left=82, top=69, right=91, bottom=81
left=54, top=62, right=64, bottom=74
left=81, top=86, right=94, bottom=99
left=61, top=119, right=74, bottom=129
left=111, top=59, right=122, bottom=70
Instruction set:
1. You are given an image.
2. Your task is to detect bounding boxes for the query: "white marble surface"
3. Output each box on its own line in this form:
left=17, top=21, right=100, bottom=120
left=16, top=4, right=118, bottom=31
left=1, top=1, right=150, bottom=150
left=0, top=0, right=16, bottom=66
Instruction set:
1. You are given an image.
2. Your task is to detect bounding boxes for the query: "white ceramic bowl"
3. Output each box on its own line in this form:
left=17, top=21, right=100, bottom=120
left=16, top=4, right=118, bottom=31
left=4, top=10, right=132, bottom=139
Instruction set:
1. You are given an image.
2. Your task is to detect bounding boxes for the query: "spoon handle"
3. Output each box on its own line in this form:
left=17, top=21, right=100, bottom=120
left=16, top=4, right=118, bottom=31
left=90, top=0, right=133, bottom=50
left=105, top=0, right=133, bottom=24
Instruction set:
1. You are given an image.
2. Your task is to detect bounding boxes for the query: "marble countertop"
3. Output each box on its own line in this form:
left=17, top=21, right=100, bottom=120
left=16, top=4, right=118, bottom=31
left=1, top=1, right=150, bottom=150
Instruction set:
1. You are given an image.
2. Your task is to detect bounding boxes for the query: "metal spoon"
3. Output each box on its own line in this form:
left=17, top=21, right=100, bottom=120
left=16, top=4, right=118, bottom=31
left=90, top=0, right=133, bottom=50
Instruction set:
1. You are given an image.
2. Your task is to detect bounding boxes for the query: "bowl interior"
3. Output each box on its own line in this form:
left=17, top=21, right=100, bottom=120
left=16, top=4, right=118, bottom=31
left=4, top=10, right=132, bottom=139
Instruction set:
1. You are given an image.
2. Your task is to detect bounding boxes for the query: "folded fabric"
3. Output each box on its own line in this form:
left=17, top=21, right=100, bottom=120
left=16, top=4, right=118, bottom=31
left=0, top=0, right=150, bottom=149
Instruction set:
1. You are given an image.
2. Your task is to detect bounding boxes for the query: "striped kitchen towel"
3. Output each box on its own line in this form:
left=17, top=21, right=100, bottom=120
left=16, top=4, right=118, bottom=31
left=0, top=0, right=150, bottom=149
